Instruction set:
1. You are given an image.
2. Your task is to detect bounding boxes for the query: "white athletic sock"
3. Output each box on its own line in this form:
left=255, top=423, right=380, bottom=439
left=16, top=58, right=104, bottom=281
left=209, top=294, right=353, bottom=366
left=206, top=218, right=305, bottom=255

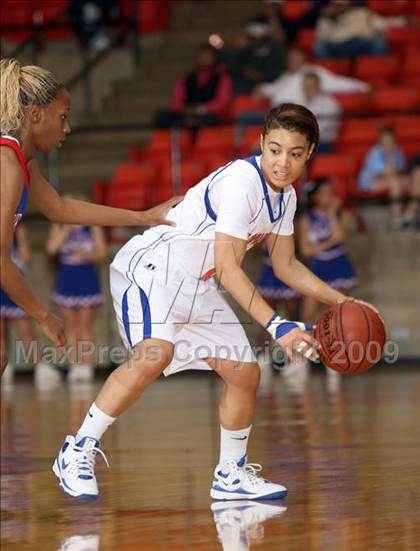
left=76, top=402, right=116, bottom=443
left=219, top=424, right=252, bottom=465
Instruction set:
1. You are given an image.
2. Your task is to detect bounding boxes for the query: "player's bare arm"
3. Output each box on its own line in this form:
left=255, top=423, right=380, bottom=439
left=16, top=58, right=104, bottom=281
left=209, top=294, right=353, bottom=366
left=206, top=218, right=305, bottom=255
left=266, top=232, right=345, bottom=305
left=28, top=158, right=182, bottom=227
left=0, top=151, right=65, bottom=351
left=215, top=231, right=318, bottom=359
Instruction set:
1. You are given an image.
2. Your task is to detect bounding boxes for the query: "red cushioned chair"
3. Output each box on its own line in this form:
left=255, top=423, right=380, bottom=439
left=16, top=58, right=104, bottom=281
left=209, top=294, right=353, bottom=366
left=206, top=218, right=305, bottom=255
left=230, top=95, right=269, bottom=119
left=194, top=127, right=235, bottom=154
left=295, top=29, right=315, bottom=52
left=368, top=0, right=411, bottom=15
left=239, top=127, right=262, bottom=157
left=354, top=55, right=399, bottom=86
left=281, top=0, right=311, bottom=21
left=387, top=27, right=420, bottom=50
left=334, top=93, right=373, bottom=114
left=309, top=154, right=358, bottom=180
left=374, top=88, right=420, bottom=113
left=315, top=58, right=352, bottom=76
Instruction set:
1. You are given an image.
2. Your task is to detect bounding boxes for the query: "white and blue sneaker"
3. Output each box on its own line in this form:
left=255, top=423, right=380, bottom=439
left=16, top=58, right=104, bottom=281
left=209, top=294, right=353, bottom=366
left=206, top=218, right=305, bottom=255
left=52, top=435, right=108, bottom=499
left=211, top=500, right=287, bottom=550
left=58, top=534, right=100, bottom=551
left=210, top=456, right=288, bottom=501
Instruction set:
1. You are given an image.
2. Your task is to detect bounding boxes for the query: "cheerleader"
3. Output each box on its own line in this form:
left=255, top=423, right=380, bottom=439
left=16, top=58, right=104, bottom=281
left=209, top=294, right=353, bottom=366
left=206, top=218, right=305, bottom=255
left=299, top=178, right=357, bottom=324
left=46, top=215, right=107, bottom=383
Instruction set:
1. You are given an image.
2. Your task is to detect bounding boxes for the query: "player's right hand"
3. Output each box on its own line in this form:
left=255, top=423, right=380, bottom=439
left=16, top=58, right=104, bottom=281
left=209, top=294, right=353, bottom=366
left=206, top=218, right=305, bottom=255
left=140, top=196, right=184, bottom=227
left=38, top=312, right=66, bottom=349
left=275, top=327, right=320, bottom=362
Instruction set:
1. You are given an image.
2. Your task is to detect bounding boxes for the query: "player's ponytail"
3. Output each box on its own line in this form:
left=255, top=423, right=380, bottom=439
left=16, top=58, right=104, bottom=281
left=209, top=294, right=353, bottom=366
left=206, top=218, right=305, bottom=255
left=0, top=58, right=64, bottom=135
left=263, top=103, right=320, bottom=150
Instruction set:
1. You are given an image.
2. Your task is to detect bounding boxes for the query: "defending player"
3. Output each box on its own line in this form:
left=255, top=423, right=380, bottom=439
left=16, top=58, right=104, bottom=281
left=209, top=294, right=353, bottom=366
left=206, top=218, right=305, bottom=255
left=53, top=103, right=373, bottom=501
left=0, top=58, right=180, bottom=373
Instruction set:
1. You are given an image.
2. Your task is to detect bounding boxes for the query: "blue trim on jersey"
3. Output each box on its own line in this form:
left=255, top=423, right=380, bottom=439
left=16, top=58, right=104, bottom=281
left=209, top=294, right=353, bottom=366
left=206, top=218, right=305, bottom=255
left=16, top=185, right=28, bottom=218
left=203, top=160, right=236, bottom=222
left=244, top=156, right=284, bottom=223
left=139, top=287, right=151, bottom=339
left=204, top=185, right=217, bottom=222
left=122, top=286, right=133, bottom=348
left=122, top=283, right=152, bottom=347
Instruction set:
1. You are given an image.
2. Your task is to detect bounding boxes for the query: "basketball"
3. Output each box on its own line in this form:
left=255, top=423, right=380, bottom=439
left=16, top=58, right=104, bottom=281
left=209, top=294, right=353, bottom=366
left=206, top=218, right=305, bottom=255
left=315, top=302, right=386, bottom=374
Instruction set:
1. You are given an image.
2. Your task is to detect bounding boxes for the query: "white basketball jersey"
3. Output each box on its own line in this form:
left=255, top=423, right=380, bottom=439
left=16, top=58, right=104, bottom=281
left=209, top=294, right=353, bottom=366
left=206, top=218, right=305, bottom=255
left=114, top=155, right=297, bottom=282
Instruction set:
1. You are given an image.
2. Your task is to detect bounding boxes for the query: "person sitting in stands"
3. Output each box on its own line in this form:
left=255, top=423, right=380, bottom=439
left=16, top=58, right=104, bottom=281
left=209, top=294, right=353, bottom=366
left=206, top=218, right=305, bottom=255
left=300, top=72, right=341, bottom=154
left=226, top=19, right=287, bottom=94
left=313, top=0, right=406, bottom=59
left=254, top=47, right=369, bottom=108
left=357, top=127, right=418, bottom=230
left=154, top=43, right=232, bottom=129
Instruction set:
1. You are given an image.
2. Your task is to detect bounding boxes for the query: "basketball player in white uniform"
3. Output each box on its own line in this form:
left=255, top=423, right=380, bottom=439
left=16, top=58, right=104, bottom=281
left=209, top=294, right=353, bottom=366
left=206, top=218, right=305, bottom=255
left=53, top=104, right=363, bottom=501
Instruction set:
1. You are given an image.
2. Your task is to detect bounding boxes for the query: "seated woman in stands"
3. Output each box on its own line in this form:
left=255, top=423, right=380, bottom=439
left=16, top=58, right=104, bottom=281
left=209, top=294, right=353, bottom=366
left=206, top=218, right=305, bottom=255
left=358, top=127, right=418, bottom=230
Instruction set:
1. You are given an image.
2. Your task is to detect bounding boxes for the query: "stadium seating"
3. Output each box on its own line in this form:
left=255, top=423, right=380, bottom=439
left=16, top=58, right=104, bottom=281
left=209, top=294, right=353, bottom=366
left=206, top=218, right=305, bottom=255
left=354, top=55, right=399, bottom=86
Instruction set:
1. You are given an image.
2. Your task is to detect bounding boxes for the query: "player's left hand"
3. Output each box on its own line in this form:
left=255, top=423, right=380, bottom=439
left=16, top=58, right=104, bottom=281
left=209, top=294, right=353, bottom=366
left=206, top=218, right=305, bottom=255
left=139, top=196, right=184, bottom=227
left=276, top=327, right=320, bottom=362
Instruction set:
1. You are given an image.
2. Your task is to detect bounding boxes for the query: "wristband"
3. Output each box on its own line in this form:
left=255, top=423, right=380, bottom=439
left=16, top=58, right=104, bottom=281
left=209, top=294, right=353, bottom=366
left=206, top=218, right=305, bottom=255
left=264, top=314, right=313, bottom=340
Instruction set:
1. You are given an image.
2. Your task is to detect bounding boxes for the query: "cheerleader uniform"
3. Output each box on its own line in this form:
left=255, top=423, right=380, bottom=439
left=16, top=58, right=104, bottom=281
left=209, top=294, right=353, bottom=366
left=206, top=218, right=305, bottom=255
left=52, top=226, right=103, bottom=308
left=257, top=249, right=301, bottom=301
left=0, top=135, right=31, bottom=319
left=307, top=210, right=357, bottom=290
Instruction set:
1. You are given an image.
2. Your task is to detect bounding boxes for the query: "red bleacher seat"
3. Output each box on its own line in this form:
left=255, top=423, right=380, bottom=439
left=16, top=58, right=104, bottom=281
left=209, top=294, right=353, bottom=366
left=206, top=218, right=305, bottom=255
left=148, top=129, right=191, bottom=154
left=368, top=0, right=411, bottom=15
left=108, top=162, right=156, bottom=209
left=39, top=0, right=72, bottom=38
left=281, top=0, right=311, bottom=21
left=1, top=1, right=33, bottom=41
left=403, top=49, right=420, bottom=79
left=374, top=88, right=420, bottom=112
left=190, top=148, right=236, bottom=167
left=205, top=156, right=235, bottom=175
left=354, top=55, right=399, bottom=85
left=194, top=127, right=235, bottom=153
left=413, top=0, right=420, bottom=16
left=114, top=162, right=156, bottom=184
left=91, top=180, right=110, bottom=205
left=107, top=184, right=150, bottom=210
left=158, top=159, right=206, bottom=195
left=230, top=95, right=269, bottom=119
left=239, top=126, right=262, bottom=157
left=130, top=129, right=192, bottom=163
left=334, top=93, right=373, bottom=114
left=309, top=154, right=358, bottom=180
left=338, top=121, right=378, bottom=147
left=387, top=27, right=420, bottom=50
left=315, top=58, right=352, bottom=76
left=295, top=29, right=315, bottom=52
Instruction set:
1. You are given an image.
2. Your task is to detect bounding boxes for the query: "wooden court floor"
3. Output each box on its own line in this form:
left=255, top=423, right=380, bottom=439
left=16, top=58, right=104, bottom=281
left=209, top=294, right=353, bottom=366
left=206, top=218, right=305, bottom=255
left=1, top=364, right=420, bottom=551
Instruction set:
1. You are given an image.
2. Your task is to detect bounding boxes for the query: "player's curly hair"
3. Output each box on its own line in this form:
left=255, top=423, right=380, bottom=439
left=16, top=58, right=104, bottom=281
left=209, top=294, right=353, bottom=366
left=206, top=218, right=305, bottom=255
left=262, top=103, right=320, bottom=149
left=0, top=58, right=64, bottom=134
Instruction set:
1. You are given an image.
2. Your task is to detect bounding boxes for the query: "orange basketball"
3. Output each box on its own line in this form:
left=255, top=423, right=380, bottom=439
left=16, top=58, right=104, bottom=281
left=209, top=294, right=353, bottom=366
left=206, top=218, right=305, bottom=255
left=314, top=302, right=386, bottom=374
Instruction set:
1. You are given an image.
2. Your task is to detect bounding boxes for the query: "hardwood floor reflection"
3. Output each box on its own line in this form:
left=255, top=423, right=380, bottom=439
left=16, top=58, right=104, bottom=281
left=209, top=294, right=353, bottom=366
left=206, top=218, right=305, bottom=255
left=1, top=365, right=420, bottom=550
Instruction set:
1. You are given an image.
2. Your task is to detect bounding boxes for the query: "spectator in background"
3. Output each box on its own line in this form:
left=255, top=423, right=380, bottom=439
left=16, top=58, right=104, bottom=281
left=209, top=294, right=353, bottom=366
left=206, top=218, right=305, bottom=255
left=313, top=0, right=406, bottom=59
left=69, top=0, right=120, bottom=53
left=357, top=127, right=418, bottom=229
left=46, top=211, right=107, bottom=383
left=227, top=19, right=287, bottom=94
left=301, top=72, right=341, bottom=154
left=255, top=47, right=369, bottom=107
left=154, top=44, right=232, bottom=129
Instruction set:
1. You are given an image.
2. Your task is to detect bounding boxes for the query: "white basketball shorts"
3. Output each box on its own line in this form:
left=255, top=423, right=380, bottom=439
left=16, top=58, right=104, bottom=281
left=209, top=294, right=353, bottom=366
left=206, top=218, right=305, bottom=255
left=110, top=242, right=255, bottom=376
